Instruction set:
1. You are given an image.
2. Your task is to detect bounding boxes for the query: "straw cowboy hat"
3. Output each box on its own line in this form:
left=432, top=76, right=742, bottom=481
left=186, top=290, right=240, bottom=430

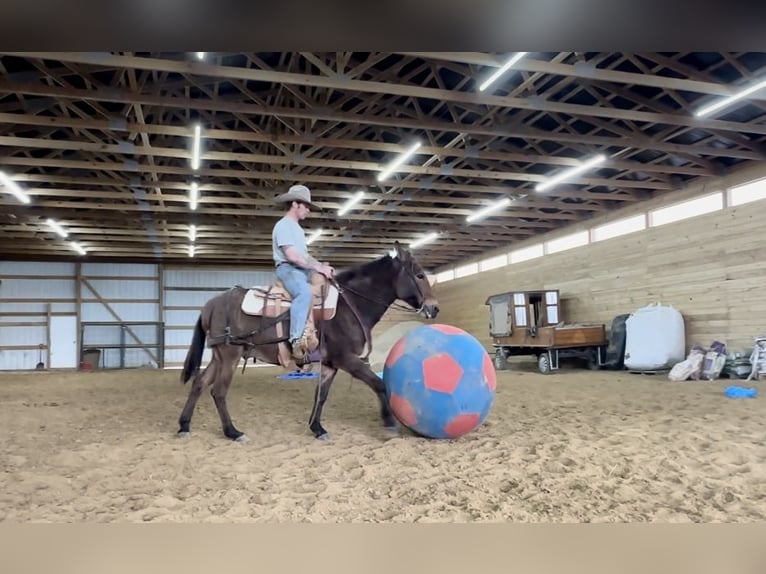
left=275, top=184, right=319, bottom=210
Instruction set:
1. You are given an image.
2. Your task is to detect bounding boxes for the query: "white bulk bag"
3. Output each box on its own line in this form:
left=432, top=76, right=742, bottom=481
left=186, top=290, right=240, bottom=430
left=624, top=303, right=685, bottom=371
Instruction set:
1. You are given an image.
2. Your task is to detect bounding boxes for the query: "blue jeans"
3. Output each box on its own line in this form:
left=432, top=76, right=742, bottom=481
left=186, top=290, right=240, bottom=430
left=275, top=264, right=312, bottom=341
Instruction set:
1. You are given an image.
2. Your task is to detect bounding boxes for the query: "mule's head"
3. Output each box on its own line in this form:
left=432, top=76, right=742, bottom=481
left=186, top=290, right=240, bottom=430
left=390, top=241, right=439, bottom=319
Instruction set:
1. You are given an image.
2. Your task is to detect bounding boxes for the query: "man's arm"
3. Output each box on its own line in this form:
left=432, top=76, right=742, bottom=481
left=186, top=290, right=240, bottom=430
left=282, top=245, right=334, bottom=277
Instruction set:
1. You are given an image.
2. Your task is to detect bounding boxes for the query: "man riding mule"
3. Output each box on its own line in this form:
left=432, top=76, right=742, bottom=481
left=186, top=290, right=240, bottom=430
left=271, top=184, right=335, bottom=364
left=177, top=240, right=439, bottom=442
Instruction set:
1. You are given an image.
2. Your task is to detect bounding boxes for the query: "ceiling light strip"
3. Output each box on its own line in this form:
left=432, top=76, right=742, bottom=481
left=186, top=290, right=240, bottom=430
left=467, top=197, right=512, bottom=223
left=70, top=241, right=87, bottom=256
left=0, top=170, right=32, bottom=204
left=46, top=218, right=69, bottom=238
left=337, top=191, right=365, bottom=216
left=377, top=141, right=422, bottom=182
left=410, top=231, right=439, bottom=249
left=535, top=154, right=606, bottom=192
left=479, top=52, right=528, bottom=92
left=191, top=124, right=202, bottom=170
left=307, top=228, right=323, bottom=245
left=189, top=182, right=199, bottom=210
left=694, top=78, right=766, bottom=118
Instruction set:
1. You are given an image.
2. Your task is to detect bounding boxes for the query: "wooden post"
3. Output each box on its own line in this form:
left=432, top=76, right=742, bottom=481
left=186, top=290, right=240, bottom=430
left=45, top=303, right=51, bottom=369
left=158, top=264, right=165, bottom=368
left=75, top=262, right=82, bottom=366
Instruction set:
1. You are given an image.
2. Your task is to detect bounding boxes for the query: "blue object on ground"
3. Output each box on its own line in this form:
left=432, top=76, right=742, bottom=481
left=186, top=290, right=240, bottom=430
left=375, top=371, right=384, bottom=378
left=724, top=386, right=758, bottom=399
left=277, top=371, right=319, bottom=379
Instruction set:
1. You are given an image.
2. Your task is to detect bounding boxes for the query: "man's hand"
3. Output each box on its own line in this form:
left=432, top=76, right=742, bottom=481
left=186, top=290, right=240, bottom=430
left=318, top=263, right=334, bottom=278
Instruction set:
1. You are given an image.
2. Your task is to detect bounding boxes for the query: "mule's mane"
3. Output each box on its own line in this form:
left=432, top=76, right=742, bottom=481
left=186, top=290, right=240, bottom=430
left=334, top=254, right=397, bottom=286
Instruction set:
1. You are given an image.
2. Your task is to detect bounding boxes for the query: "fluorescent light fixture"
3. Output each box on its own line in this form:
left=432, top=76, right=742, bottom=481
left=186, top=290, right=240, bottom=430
left=196, top=52, right=205, bottom=60
left=70, top=241, right=87, bottom=256
left=337, top=191, right=365, bottom=216
left=191, top=124, right=202, bottom=170
left=189, top=224, right=196, bottom=242
left=377, top=141, right=422, bottom=182
left=0, top=170, right=31, bottom=204
left=410, top=231, right=439, bottom=250
left=189, top=182, right=199, bottom=210
left=694, top=78, right=766, bottom=118
left=306, top=228, right=323, bottom=245
left=535, top=154, right=606, bottom=192
left=45, top=218, right=69, bottom=238
left=188, top=244, right=195, bottom=258
left=466, top=197, right=512, bottom=223
left=479, top=52, right=528, bottom=92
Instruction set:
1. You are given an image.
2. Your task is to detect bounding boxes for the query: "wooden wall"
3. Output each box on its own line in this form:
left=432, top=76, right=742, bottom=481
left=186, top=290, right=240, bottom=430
left=372, top=308, right=424, bottom=338
left=431, top=163, right=766, bottom=354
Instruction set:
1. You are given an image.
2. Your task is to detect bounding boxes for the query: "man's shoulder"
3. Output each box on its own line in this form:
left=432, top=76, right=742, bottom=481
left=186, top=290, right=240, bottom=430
left=274, top=217, right=300, bottom=230
left=273, top=217, right=303, bottom=243
left=273, top=216, right=288, bottom=227
left=273, top=217, right=294, bottom=233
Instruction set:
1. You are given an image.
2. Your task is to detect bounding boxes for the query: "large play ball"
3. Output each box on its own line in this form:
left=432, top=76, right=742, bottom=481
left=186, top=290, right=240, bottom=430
left=382, top=324, right=496, bottom=439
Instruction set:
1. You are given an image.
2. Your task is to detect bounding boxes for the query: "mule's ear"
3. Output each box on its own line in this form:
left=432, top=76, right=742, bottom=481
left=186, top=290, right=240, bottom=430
left=393, top=240, right=408, bottom=260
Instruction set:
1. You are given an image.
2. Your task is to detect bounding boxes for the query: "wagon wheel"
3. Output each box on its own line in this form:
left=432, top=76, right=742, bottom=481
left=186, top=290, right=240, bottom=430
left=538, top=353, right=552, bottom=374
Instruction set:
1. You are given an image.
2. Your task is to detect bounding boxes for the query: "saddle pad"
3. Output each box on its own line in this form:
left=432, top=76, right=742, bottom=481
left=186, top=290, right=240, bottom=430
left=241, top=284, right=339, bottom=316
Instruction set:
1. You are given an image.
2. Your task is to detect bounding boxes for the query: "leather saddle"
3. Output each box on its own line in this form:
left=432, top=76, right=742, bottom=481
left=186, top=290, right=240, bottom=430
left=240, top=271, right=338, bottom=321
left=240, top=272, right=339, bottom=368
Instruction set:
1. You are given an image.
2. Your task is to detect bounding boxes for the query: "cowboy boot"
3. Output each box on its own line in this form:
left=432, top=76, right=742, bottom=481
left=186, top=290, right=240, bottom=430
left=304, top=327, right=320, bottom=353
left=290, top=338, right=306, bottom=362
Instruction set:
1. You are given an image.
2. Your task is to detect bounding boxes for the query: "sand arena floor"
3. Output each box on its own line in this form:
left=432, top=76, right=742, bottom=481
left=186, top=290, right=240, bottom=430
left=1, top=363, right=764, bottom=522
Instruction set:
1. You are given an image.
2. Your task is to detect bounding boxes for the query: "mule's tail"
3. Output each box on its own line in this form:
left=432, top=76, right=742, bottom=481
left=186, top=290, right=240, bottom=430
left=180, top=315, right=206, bottom=384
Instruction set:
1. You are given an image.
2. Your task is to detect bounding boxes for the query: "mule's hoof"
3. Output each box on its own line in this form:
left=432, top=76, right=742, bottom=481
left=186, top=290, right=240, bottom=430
left=234, top=434, right=250, bottom=443
left=177, top=431, right=191, bottom=440
left=316, top=433, right=331, bottom=442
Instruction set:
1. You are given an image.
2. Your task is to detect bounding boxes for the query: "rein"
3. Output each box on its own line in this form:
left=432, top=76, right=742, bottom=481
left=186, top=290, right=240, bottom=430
left=328, top=278, right=373, bottom=360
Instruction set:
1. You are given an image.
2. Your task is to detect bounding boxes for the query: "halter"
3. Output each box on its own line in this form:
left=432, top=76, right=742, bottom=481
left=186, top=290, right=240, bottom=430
left=332, top=257, right=429, bottom=315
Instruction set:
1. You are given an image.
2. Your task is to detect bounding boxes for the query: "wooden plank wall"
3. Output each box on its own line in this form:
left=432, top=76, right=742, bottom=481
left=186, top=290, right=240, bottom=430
left=372, top=307, right=425, bottom=339
left=432, top=173, right=766, bottom=355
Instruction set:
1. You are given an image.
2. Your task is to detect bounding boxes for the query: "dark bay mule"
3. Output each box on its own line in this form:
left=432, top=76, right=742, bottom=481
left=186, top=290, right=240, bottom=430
left=178, top=241, right=439, bottom=442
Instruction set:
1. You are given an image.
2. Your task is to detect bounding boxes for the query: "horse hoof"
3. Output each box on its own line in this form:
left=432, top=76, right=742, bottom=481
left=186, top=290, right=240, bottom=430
left=177, top=431, right=191, bottom=440
left=316, top=433, right=331, bottom=442
left=234, top=434, right=250, bottom=443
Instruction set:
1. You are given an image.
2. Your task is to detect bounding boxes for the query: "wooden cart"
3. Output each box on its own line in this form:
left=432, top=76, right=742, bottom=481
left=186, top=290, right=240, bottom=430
left=486, top=289, right=607, bottom=374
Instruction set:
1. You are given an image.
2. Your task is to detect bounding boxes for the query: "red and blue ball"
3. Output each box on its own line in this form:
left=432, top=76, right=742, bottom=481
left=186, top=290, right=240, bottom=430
left=382, top=324, right=496, bottom=439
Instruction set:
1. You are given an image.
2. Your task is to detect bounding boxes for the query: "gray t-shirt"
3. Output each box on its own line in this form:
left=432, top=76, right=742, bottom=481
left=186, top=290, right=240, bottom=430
left=272, top=216, right=307, bottom=266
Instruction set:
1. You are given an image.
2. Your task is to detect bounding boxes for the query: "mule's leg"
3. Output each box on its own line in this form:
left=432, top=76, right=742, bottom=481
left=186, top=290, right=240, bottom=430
left=340, top=355, right=397, bottom=431
left=308, top=363, right=339, bottom=440
left=210, top=346, right=247, bottom=442
left=178, top=353, right=219, bottom=437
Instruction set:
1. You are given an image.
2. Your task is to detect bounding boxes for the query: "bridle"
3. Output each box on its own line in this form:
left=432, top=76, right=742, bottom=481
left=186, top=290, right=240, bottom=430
left=331, top=259, right=429, bottom=315
left=320, top=258, right=430, bottom=362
